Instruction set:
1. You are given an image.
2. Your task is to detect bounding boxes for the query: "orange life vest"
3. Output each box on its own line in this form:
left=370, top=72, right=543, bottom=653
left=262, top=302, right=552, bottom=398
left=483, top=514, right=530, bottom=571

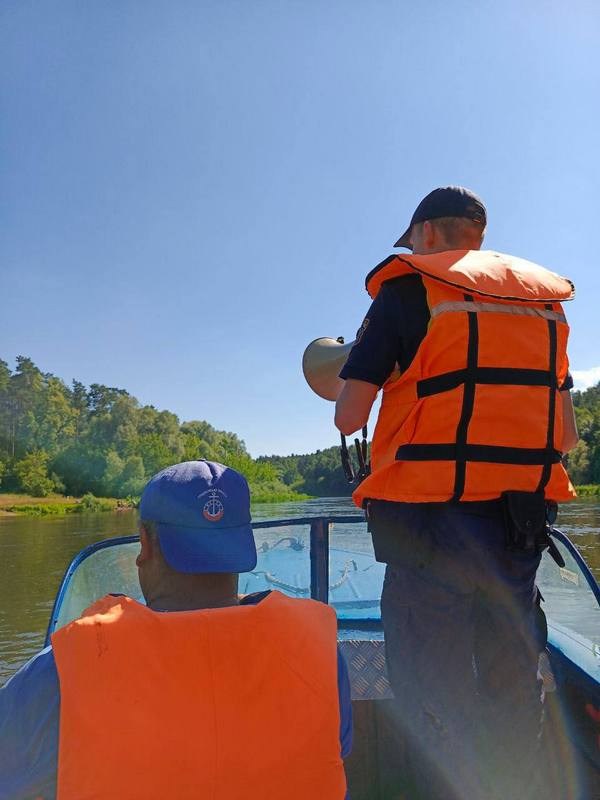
left=51, top=591, right=346, bottom=800
left=353, top=249, right=576, bottom=507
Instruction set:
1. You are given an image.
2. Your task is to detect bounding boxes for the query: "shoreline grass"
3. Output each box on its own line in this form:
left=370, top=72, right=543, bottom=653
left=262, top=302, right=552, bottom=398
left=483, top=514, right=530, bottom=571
left=0, top=492, right=131, bottom=517
left=251, top=491, right=313, bottom=503
left=6, top=486, right=593, bottom=516
left=575, top=485, right=600, bottom=497
left=0, top=488, right=314, bottom=517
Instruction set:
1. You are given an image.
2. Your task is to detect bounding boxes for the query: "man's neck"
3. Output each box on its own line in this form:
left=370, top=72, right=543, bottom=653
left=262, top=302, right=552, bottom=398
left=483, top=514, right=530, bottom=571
left=146, top=575, right=240, bottom=612
left=147, top=591, right=241, bottom=612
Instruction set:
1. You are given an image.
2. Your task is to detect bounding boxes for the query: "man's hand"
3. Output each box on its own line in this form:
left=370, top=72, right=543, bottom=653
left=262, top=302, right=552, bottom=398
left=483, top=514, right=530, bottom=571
left=561, top=390, right=579, bottom=453
left=335, top=379, right=379, bottom=435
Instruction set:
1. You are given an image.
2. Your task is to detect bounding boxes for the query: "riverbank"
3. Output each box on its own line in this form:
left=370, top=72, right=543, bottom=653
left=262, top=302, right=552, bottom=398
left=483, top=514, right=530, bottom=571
left=0, top=487, right=312, bottom=516
left=0, top=493, right=131, bottom=517
left=2, top=486, right=595, bottom=517
left=576, top=485, right=600, bottom=497
left=248, top=486, right=312, bottom=503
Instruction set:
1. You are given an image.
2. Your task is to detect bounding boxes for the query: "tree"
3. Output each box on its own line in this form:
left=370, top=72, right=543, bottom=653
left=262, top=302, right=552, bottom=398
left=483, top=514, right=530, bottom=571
left=87, top=393, right=139, bottom=455
left=119, top=456, right=146, bottom=497
left=573, top=384, right=600, bottom=485
left=35, top=376, right=78, bottom=454
left=0, top=359, right=11, bottom=458
left=71, top=380, right=89, bottom=436
left=258, top=445, right=362, bottom=497
left=51, top=443, right=107, bottom=496
left=100, top=450, right=125, bottom=496
left=6, top=357, right=44, bottom=458
left=14, top=451, right=57, bottom=497
left=181, top=433, right=212, bottom=461
left=567, top=440, right=590, bottom=485
left=136, top=433, right=177, bottom=476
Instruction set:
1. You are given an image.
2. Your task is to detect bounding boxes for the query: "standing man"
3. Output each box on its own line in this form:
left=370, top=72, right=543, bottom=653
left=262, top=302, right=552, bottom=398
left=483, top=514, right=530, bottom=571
left=0, top=461, right=351, bottom=800
left=335, top=187, right=578, bottom=799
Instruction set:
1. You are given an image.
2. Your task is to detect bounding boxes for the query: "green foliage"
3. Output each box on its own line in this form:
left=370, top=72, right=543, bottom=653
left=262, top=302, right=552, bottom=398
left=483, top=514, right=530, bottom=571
left=13, top=451, right=60, bottom=497
left=6, top=494, right=118, bottom=516
left=568, top=440, right=590, bottom=486
left=120, top=456, right=146, bottom=497
left=575, top=484, right=600, bottom=497
left=5, top=502, right=73, bottom=516
left=0, top=355, right=308, bottom=503
left=571, top=384, right=600, bottom=486
left=250, top=484, right=311, bottom=503
left=101, top=450, right=125, bottom=496
left=135, top=433, right=177, bottom=477
left=77, top=493, right=115, bottom=513
left=259, top=444, right=365, bottom=498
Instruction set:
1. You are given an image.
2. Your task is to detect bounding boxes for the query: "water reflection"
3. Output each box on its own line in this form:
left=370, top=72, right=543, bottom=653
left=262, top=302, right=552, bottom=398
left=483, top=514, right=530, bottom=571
left=558, top=501, right=600, bottom=578
left=0, top=512, right=138, bottom=685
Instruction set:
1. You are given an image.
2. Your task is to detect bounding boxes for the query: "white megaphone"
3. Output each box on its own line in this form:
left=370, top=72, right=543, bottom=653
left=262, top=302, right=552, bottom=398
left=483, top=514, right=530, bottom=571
left=302, top=337, right=355, bottom=401
left=303, top=336, right=402, bottom=402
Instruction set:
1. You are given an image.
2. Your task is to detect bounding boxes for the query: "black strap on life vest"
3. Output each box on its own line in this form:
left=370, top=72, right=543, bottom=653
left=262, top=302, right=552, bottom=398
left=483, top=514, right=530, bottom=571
left=452, top=295, right=478, bottom=501
left=417, top=367, right=555, bottom=398
left=394, top=296, right=561, bottom=500
left=395, top=443, right=563, bottom=466
left=536, top=307, right=558, bottom=493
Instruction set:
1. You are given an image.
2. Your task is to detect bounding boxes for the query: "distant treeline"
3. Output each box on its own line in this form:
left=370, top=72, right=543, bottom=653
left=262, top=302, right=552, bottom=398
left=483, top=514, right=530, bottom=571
left=569, top=383, right=600, bottom=486
left=258, top=447, right=356, bottom=498
left=0, top=356, right=305, bottom=502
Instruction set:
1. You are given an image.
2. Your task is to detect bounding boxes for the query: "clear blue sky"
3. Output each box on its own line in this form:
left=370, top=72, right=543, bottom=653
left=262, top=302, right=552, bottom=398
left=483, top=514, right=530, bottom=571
left=1, top=1, right=598, bottom=456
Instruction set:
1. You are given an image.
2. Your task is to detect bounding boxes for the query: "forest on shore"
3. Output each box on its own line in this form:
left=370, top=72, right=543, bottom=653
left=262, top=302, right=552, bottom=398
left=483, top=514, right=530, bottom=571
left=0, top=356, right=307, bottom=503
left=569, top=383, right=600, bottom=489
left=0, top=356, right=598, bottom=507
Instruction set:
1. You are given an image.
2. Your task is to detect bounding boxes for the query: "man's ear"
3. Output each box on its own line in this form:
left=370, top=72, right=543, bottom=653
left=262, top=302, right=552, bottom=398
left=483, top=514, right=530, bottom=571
left=422, top=220, right=436, bottom=249
left=136, top=524, right=154, bottom=568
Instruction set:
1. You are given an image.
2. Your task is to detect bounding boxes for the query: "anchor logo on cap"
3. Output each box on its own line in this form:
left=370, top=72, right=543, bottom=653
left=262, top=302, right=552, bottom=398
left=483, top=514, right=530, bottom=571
left=199, top=488, right=227, bottom=523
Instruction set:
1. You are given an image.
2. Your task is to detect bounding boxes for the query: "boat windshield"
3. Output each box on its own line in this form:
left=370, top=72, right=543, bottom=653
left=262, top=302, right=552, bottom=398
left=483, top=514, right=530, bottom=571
left=537, top=533, right=600, bottom=651
left=47, top=517, right=384, bottom=640
left=46, top=519, right=600, bottom=659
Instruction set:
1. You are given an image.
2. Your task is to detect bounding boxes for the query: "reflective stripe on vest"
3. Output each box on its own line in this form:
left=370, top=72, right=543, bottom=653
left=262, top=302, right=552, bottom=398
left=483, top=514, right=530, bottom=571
left=52, top=592, right=346, bottom=800
left=353, top=250, right=575, bottom=506
left=430, top=300, right=567, bottom=324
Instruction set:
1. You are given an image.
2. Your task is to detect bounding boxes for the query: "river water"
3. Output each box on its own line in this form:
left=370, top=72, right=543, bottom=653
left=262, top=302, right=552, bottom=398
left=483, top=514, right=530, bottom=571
left=1, top=497, right=599, bottom=686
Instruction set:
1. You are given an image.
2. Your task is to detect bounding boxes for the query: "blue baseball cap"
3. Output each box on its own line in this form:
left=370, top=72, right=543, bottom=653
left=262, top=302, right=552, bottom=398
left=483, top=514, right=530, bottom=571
left=139, top=460, right=257, bottom=574
left=393, top=186, right=487, bottom=248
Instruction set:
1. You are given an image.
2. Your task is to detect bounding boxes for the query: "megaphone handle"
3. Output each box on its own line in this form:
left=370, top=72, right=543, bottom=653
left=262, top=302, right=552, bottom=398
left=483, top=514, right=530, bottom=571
left=354, top=437, right=366, bottom=474
left=354, top=429, right=370, bottom=480
left=361, top=426, right=371, bottom=478
left=340, top=432, right=355, bottom=483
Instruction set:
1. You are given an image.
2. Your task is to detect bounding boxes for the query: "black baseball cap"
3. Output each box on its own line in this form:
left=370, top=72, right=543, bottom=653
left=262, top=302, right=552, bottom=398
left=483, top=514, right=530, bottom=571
left=393, top=186, right=487, bottom=249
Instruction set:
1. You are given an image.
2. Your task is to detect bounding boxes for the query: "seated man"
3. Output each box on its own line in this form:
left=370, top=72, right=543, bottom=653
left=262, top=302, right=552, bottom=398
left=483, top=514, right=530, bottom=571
left=0, top=460, right=352, bottom=800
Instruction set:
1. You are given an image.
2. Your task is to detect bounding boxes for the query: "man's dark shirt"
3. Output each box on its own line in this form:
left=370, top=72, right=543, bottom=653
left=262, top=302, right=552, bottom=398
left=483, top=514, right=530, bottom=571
left=340, top=275, right=430, bottom=387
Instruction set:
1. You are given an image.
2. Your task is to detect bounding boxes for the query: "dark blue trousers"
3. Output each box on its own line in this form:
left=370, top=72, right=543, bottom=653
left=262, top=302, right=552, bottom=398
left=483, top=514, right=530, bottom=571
left=373, top=502, right=547, bottom=800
